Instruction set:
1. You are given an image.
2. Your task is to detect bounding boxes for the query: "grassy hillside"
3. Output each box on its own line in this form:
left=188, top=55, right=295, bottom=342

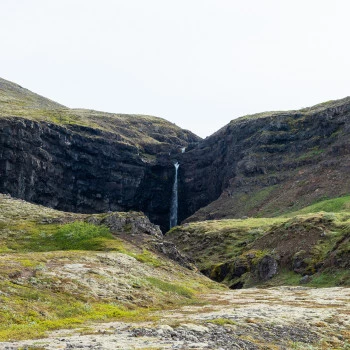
left=236, top=97, right=350, bottom=123
left=285, top=195, right=350, bottom=216
left=167, top=197, right=350, bottom=289
left=0, top=77, right=200, bottom=150
left=0, top=194, right=219, bottom=341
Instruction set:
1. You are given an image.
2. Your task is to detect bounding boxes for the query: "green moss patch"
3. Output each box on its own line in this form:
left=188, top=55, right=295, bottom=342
left=145, top=277, right=194, bottom=299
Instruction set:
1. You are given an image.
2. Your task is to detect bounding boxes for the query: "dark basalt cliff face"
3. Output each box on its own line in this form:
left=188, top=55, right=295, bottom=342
left=0, top=78, right=199, bottom=232
left=178, top=97, right=350, bottom=223
left=0, top=117, right=199, bottom=232
left=1, top=77, right=350, bottom=230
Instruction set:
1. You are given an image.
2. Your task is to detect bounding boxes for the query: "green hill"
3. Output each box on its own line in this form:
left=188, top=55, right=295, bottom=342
left=166, top=203, right=350, bottom=289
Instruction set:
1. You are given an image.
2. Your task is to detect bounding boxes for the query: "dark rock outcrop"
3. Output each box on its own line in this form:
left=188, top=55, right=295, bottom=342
left=178, top=97, right=350, bottom=222
left=256, top=255, right=278, bottom=281
left=0, top=78, right=202, bottom=232
left=292, top=251, right=309, bottom=274
left=0, top=117, right=198, bottom=232
left=87, top=211, right=163, bottom=240
left=86, top=211, right=194, bottom=269
left=153, top=241, right=196, bottom=270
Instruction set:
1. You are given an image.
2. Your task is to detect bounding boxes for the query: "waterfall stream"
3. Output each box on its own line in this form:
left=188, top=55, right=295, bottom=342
left=169, top=162, right=179, bottom=229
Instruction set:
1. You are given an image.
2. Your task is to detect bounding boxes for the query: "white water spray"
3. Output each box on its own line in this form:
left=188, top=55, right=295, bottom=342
left=169, top=162, right=179, bottom=229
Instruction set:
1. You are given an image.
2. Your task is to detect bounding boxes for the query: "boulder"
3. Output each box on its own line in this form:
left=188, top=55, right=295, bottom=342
left=257, top=255, right=278, bottom=281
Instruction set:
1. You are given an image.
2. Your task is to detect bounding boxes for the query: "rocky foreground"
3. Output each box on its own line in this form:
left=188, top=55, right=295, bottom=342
left=1, top=287, right=349, bottom=350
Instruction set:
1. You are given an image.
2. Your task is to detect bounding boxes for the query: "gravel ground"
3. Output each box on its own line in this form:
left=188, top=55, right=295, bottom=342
left=1, top=287, right=349, bottom=350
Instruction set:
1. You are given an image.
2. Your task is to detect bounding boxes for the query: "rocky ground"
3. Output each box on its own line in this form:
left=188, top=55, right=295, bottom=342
left=1, top=287, right=349, bottom=350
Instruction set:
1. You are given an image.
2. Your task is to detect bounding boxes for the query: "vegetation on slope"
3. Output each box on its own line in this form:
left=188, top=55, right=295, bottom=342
left=232, top=96, right=350, bottom=124
left=0, top=77, right=200, bottom=151
left=285, top=195, right=350, bottom=216
left=0, top=194, right=218, bottom=341
left=167, top=197, right=350, bottom=289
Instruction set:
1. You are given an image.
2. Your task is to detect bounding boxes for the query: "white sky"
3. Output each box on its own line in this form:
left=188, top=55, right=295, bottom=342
left=1, top=0, right=349, bottom=137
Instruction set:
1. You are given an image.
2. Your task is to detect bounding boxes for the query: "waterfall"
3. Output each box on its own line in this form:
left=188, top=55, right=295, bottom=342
left=169, top=162, right=180, bottom=229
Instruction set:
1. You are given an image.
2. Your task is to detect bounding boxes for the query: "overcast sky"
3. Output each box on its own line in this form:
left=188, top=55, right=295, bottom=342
left=1, top=1, right=349, bottom=137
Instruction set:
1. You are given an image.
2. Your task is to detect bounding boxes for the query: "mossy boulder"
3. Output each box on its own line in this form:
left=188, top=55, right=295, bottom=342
left=256, top=255, right=278, bottom=281
left=292, top=250, right=309, bottom=274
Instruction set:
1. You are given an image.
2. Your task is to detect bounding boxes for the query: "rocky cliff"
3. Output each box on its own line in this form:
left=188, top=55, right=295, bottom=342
left=0, top=78, right=199, bottom=231
left=178, top=97, right=350, bottom=222
left=1, top=77, right=350, bottom=230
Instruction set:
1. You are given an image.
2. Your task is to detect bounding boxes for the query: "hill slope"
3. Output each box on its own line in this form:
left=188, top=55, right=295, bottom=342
left=166, top=200, right=350, bottom=289
left=0, top=194, right=218, bottom=341
left=1, top=196, right=349, bottom=349
left=178, top=96, right=350, bottom=223
left=0, top=78, right=200, bottom=231
left=0, top=77, right=199, bottom=150
left=0, top=77, right=66, bottom=111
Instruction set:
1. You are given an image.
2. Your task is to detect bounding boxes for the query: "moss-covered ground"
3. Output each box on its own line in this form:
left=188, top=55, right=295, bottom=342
left=167, top=196, right=350, bottom=289
left=0, top=195, right=218, bottom=341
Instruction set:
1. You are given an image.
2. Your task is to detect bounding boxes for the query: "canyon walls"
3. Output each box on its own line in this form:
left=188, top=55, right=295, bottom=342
left=1, top=78, right=350, bottom=230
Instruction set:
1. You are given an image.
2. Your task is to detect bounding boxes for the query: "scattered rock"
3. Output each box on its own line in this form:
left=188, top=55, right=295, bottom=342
left=179, top=323, right=209, bottom=333
left=153, top=241, right=196, bottom=270
left=300, top=275, right=312, bottom=284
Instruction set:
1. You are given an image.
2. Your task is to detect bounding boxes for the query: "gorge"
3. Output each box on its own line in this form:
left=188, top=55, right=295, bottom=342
left=1, top=77, right=350, bottom=232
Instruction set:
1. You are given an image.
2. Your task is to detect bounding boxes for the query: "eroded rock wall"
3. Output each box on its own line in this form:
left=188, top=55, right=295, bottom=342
left=179, top=98, right=350, bottom=222
left=1, top=97, right=350, bottom=230
left=0, top=117, right=190, bottom=231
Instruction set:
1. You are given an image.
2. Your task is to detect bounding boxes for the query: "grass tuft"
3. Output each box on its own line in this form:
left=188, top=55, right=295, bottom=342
left=146, top=277, right=194, bottom=299
left=51, top=222, right=113, bottom=250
